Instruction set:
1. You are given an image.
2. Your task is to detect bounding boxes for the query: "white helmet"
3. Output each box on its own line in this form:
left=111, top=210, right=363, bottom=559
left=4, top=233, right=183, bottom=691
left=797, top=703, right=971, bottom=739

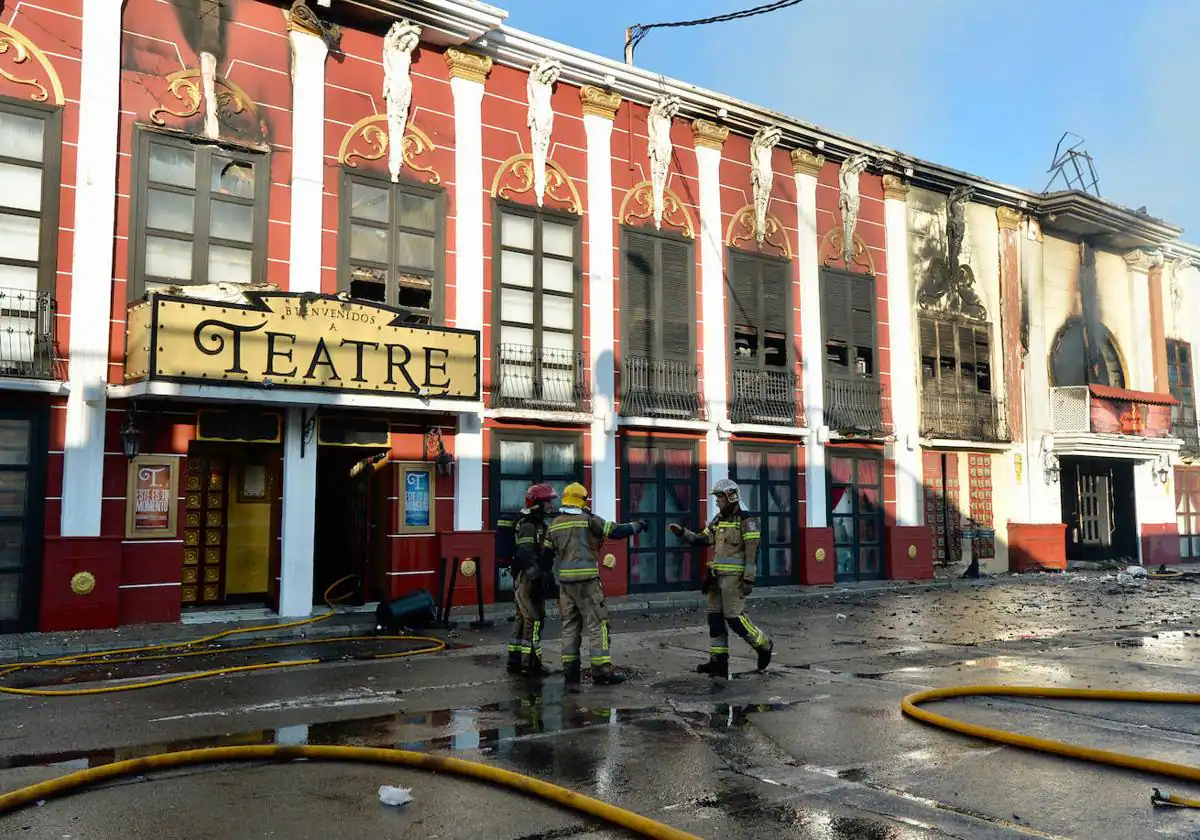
left=711, top=478, right=748, bottom=511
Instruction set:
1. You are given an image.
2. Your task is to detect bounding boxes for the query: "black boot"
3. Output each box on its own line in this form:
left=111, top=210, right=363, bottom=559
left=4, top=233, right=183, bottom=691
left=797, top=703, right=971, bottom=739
left=523, top=652, right=550, bottom=677
left=757, top=641, right=773, bottom=672
left=564, top=661, right=582, bottom=690
left=506, top=649, right=523, bottom=674
left=592, top=665, right=626, bottom=685
left=696, top=656, right=729, bottom=679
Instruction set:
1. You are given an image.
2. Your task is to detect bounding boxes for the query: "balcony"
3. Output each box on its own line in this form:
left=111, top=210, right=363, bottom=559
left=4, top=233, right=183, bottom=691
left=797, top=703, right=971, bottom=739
left=1173, top=416, right=1200, bottom=456
left=1049, top=385, right=1175, bottom=438
left=824, top=377, right=887, bottom=434
left=921, top=390, right=1011, bottom=442
left=0, top=287, right=56, bottom=380
left=490, top=343, right=590, bottom=412
left=729, top=368, right=800, bottom=426
left=620, top=356, right=704, bottom=420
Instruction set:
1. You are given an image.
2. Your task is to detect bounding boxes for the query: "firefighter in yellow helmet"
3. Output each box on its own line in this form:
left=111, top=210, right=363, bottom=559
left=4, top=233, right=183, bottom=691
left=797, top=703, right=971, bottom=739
left=543, top=482, right=645, bottom=688
left=670, top=478, right=773, bottom=679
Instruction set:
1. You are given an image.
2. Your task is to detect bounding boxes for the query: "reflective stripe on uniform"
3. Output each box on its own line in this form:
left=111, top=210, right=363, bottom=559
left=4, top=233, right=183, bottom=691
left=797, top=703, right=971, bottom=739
left=558, top=567, right=598, bottom=579
left=603, top=520, right=614, bottom=537
left=711, top=562, right=745, bottom=573
left=590, top=655, right=612, bottom=665
left=549, top=520, right=589, bottom=533
left=742, top=531, right=761, bottom=540
left=739, top=615, right=768, bottom=648
left=710, top=645, right=729, bottom=655
left=600, top=620, right=610, bottom=651
left=562, top=654, right=580, bottom=663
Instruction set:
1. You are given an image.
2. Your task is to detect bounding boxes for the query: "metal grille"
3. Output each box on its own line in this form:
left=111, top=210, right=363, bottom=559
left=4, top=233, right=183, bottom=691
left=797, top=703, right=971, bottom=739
left=1049, top=386, right=1090, bottom=432
left=619, top=356, right=704, bottom=420
left=0, top=287, right=56, bottom=379
left=920, top=391, right=1011, bottom=442
left=490, top=343, right=590, bottom=412
left=824, top=378, right=886, bottom=434
left=730, top=368, right=800, bottom=426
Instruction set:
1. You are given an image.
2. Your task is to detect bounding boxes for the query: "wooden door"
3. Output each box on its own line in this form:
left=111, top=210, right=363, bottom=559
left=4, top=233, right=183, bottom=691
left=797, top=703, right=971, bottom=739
left=182, top=453, right=229, bottom=606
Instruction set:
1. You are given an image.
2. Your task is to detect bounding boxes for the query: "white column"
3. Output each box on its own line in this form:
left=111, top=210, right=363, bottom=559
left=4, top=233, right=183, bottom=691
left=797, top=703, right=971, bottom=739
left=445, top=50, right=491, bottom=531
left=1124, top=250, right=1158, bottom=393
left=581, top=88, right=620, bottom=520
left=1020, top=220, right=1061, bottom=523
left=279, top=407, right=317, bottom=616
left=286, top=24, right=329, bottom=294
left=693, top=121, right=729, bottom=493
left=792, top=150, right=827, bottom=527
left=61, top=0, right=122, bottom=537
left=881, top=176, right=921, bottom=526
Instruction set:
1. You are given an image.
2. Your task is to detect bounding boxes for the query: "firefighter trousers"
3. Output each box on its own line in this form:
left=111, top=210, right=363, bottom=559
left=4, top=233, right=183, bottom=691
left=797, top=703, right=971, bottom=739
left=558, top=578, right=611, bottom=669
left=510, top=571, right=546, bottom=666
left=706, top=574, right=771, bottom=658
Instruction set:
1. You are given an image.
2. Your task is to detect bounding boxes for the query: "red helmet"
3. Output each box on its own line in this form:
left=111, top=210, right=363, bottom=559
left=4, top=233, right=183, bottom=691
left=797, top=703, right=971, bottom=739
left=524, top=483, right=558, bottom=509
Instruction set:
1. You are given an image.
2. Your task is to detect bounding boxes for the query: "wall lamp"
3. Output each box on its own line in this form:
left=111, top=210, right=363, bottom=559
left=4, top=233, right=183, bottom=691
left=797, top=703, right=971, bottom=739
left=121, top=405, right=142, bottom=460
left=1154, top=455, right=1172, bottom=485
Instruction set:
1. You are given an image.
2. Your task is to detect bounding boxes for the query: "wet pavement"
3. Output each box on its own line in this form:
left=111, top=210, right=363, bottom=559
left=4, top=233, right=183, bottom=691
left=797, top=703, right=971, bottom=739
left=5, top=573, right=1200, bottom=838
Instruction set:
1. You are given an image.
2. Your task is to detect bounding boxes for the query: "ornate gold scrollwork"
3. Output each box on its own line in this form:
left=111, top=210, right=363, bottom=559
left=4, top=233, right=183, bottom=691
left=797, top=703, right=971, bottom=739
left=149, top=69, right=261, bottom=137
left=490, top=153, right=583, bottom=215
left=725, top=204, right=792, bottom=259
left=0, top=21, right=66, bottom=105
left=820, top=227, right=876, bottom=275
left=336, top=115, right=441, bottom=184
left=617, top=180, right=695, bottom=238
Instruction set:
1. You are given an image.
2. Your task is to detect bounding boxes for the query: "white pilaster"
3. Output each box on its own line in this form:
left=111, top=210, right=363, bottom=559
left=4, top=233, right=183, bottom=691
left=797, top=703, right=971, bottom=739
left=882, top=177, right=921, bottom=526
left=1019, top=220, right=1061, bottom=524
left=279, top=407, right=317, bottom=616
left=583, top=103, right=617, bottom=520
left=1128, top=262, right=1154, bottom=392
left=446, top=52, right=490, bottom=531
left=61, top=0, right=122, bottom=537
left=792, top=152, right=826, bottom=527
left=286, top=27, right=329, bottom=294
left=694, top=132, right=728, bottom=492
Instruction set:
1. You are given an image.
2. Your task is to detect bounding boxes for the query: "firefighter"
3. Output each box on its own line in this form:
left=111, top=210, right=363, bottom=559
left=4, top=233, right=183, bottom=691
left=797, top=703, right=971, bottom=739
left=508, top=483, right=558, bottom=676
left=670, top=478, right=773, bottom=679
left=544, top=482, right=645, bottom=688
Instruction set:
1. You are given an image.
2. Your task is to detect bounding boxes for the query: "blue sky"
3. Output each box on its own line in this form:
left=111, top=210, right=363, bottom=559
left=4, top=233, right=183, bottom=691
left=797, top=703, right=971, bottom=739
left=496, top=0, right=1200, bottom=240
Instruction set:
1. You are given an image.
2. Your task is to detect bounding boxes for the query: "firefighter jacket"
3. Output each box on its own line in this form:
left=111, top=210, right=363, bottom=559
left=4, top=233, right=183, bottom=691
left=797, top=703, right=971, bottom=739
left=680, top=512, right=760, bottom=580
left=513, top=511, right=550, bottom=578
left=545, top=507, right=638, bottom=584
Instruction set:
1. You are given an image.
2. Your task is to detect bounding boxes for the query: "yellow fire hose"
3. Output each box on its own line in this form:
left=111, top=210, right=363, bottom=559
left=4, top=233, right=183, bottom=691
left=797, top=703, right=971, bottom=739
left=902, top=685, right=1200, bottom=808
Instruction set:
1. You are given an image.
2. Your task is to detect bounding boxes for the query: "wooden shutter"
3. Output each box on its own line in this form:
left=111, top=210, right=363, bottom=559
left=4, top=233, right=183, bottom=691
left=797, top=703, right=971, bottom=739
left=761, top=259, right=789, bottom=338
left=919, top=317, right=937, bottom=385
left=728, top=251, right=759, bottom=331
left=659, top=239, right=693, bottom=362
left=821, top=271, right=850, bottom=377
left=623, top=230, right=656, bottom=359
left=849, top=275, right=875, bottom=352
left=973, top=326, right=991, bottom=393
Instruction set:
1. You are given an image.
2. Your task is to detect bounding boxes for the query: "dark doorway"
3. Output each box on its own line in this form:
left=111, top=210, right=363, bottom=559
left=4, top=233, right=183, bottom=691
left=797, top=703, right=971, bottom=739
left=623, top=437, right=701, bottom=593
left=1060, top=457, right=1137, bottom=563
left=0, top=408, right=47, bottom=633
left=730, top=444, right=797, bottom=586
left=313, top=446, right=389, bottom=605
left=922, top=451, right=963, bottom=571
left=828, top=449, right=885, bottom=582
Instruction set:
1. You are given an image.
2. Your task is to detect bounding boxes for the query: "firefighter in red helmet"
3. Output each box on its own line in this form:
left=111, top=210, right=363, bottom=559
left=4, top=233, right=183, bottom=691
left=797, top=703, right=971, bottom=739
left=508, top=483, right=557, bottom=676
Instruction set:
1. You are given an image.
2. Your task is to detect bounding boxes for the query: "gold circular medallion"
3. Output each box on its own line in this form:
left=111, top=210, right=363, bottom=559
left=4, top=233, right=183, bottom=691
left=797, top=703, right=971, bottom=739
left=602, top=553, right=617, bottom=569
left=460, top=559, right=477, bottom=578
left=907, top=544, right=918, bottom=559
left=71, top=571, right=96, bottom=596
left=814, top=548, right=826, bottom=562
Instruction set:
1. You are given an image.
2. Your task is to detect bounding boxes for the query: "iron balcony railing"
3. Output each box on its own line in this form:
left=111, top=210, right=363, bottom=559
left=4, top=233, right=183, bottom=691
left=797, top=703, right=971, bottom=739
left=824, top=377, right=887, bottom=434
left=490, top=343, right=591, bottom=412
left=921, top=390, right=1011, bottom=442
left=729, top=367, right=800, bottom=426
left=0, top=286, right=56, bottom=379
left=1172, top=413, right=1200, bottom=455
left=620, top=356, right=704, bottom=420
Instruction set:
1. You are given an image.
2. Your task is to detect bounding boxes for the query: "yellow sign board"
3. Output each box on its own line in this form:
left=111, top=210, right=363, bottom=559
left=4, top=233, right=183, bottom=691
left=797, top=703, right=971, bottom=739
left=125, top=293, right=480, bottom=399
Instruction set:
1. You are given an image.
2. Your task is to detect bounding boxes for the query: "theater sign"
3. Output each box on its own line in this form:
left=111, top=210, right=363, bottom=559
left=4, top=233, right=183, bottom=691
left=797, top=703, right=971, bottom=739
left=124, top=292, right=480, bottom=400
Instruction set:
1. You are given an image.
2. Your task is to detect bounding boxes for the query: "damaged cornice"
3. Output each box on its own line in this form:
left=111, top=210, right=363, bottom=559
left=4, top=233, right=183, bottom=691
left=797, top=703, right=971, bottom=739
left=339, top=0, right=506, bottom=46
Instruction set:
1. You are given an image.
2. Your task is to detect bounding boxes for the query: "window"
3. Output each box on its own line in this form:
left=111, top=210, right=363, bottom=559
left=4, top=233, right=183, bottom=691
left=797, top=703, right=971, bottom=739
left=623, top=438, right=700, bottom=593
left=821, top=268, right=876, bottom=380
left=340, top=173, right=445, bottom=324
left=0, top=100, right=61, bottom=378
left=130, top=130, right=268, bottom=298
left=492, top=205, right=582, bottom=408
left=0, top=410, right=47, bottom=633
left=919, top=316, right=992, bottom=394
left=1177, top=467, right=1200, bottom=560
left=730, top=445, right=796, bottom=585
left=489, top=433, right=583, bottom=599
left=1049, top=316, right=1125, bottom=388
left=727, top=250, right=791, bottom=372
left=1167, top=340, right=1197, bottom=449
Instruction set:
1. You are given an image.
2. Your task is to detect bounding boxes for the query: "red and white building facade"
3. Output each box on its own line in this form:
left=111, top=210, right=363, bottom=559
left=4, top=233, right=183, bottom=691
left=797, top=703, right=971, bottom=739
left=2, top=0, right=1197, bottom=633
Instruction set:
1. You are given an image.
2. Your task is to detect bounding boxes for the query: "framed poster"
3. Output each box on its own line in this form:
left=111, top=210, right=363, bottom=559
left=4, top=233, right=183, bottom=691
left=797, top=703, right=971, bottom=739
left=396, top=462, right=436, bottom=534
left=125, top=455, right=181, bottom=539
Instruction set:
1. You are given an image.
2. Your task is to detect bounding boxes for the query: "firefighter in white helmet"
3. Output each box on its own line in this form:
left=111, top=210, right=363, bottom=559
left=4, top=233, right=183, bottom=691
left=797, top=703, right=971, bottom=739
left=670, top=478, right=773, bottom=679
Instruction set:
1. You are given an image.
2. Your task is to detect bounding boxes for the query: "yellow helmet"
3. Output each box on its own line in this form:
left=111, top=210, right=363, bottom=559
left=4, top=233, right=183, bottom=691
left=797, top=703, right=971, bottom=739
left=561, top=482, right=589, bottom=508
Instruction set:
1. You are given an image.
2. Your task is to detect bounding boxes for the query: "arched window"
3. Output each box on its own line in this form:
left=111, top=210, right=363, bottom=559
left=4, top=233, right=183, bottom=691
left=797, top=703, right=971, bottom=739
left=1049, top=316, right=1126, bottom=388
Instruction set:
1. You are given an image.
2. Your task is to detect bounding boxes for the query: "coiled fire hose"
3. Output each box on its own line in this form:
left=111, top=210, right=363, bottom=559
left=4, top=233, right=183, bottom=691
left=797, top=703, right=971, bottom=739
left=902, top=685, right=1200, bottom=808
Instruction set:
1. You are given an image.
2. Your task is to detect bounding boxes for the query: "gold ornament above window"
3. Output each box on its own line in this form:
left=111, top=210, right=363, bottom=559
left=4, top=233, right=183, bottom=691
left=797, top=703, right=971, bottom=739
left=337, top=114, right=441, bottom=185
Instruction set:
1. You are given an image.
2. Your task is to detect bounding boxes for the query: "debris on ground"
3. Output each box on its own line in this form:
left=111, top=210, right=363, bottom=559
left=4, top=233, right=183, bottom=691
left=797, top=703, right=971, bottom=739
left=378, top=785, right=414, bottom=807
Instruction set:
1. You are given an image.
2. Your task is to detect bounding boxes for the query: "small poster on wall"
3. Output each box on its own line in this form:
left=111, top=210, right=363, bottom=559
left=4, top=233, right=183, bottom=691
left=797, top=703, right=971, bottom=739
left=396, top=462, right=436, bottom=534
left=125, top=455, right=180, bottom=539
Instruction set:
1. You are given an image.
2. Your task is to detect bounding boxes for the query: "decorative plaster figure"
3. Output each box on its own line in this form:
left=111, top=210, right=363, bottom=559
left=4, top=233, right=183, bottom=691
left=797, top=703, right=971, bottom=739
left=838, top=153, right=871, bottom=267
left=647, top=95, right=681, bottom=230
left=383, top=20, right=422, bottom=183
left=750, top=126, right=782, bottom=244
left=527, top=57, right=562, bottom=206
